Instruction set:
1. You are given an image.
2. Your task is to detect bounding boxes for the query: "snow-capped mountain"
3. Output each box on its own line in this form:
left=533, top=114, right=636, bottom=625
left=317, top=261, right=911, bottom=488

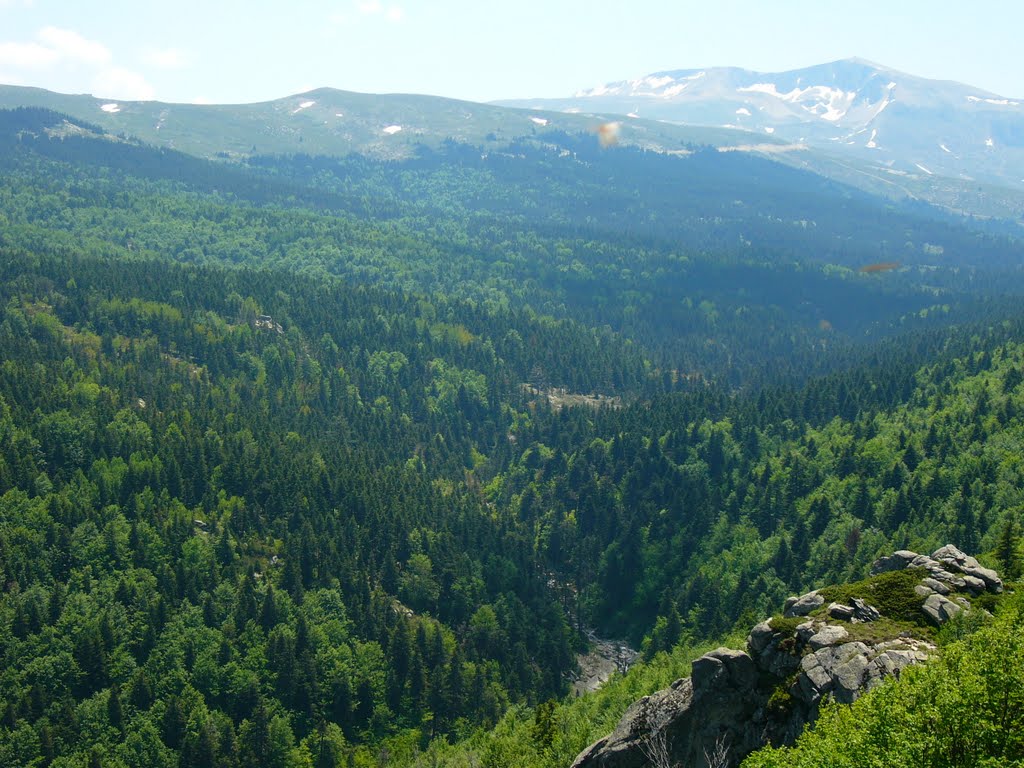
left=497, top=58, right=1024, bottom=196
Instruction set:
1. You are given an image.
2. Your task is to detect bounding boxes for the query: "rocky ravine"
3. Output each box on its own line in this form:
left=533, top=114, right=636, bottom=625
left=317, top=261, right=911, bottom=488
left=571, top=545, right=1003, bottom=768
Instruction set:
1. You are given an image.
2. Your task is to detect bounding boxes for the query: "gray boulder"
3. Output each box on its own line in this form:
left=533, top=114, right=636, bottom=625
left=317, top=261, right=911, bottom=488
left=573, top=621, right=936, bottom=768
left=808, top=624, right=849, bottom=650
left=828, top=602, right=855, bottom=621
left=784, top=591, right=824, bottom=618
left=921, top=593, right=963, bottom=625
left=870, top=550, right=919, bottom=574
left=850, top=598, right=881, bottom=622
left=869, top=544, right=1003, bottom=609
left=932, top=545, right=1003, bottom=592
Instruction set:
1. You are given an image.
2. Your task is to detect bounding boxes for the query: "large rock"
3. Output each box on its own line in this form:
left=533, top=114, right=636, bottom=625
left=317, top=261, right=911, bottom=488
left=783, top=591, right=824, bottom=618
left=922, top=593, right=963, bottom=625
left=932, top=545, right=1003, bottom=592
left=570, top=647, right=769, bottom=768
left=573, top=547, right=1000, bottom=768
left=808, top=625, right=849, bottom=650
left=870, top=550, right=919, bottom=574
left=869, top=544, right=1004, bottom=604
left=747, top=620, right=775, bottom=655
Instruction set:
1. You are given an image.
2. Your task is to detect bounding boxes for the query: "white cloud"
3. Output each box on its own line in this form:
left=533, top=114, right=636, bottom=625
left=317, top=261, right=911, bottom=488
left=0, top=40, right=58, bottom=69
left=143, top=47, right=191, bottom=70
left=0, top=28, right=112, bottom=73
left=386, top=7, right=404, bottom=22
left=358, top=0, right=382, bottom=14
left=91, top=67, right=155, bottom=100
left=38, top=26, right=111, bottom=64
left=0, top=27, right=161, bottom=100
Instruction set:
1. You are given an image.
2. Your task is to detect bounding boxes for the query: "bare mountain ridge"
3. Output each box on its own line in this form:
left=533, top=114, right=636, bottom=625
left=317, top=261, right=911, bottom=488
left=497, top=58, right=1024, bottom=213
left=2, top=58, right=1023, bottom=220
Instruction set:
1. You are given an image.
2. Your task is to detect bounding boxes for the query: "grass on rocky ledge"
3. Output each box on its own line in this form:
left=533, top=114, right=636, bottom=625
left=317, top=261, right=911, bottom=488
left=816, top=567, right=930, bottom=627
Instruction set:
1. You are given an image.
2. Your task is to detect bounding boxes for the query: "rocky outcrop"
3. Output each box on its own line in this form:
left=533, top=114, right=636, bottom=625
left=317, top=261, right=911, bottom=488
left=871, top=545, right=1003, bottom=597
left=571, top=545, right=1003, bottom=768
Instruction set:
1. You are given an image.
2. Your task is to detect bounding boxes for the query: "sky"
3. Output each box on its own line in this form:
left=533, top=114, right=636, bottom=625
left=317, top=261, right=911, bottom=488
left=0, top=0, right=1022, bottom=105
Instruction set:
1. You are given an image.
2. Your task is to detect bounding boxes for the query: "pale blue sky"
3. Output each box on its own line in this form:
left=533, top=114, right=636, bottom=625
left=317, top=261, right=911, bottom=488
left=0, top=0, right=1021, bottom=104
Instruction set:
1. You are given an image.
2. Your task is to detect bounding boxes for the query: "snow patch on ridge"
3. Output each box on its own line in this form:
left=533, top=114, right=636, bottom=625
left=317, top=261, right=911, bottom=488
left=101, top=103, right=120, bottom=113
left=577, top=83, right=613, bottom=98
left=940, top=143, right=951, bottom=153
left=661, top=82, right=691, bottom=98
left=866, top=129, right=877, bottom=148
left=737, top=83, right=856, bottom=122
left=635, top=75, right=674, bottom=90
left=530, top=116, right=548, bottom=126
left=735, top=107, right=751, bottom=116
left=968, top=95, right=1020, bottom=106
left=382, top=125, right=402, bottom=135
left=915, top=163, right=933, bottom=175
left=292, top=100, right=315, bottom=114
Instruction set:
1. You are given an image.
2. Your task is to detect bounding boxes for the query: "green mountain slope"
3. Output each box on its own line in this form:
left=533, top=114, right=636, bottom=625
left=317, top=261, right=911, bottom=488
left=0, top=84, right=770, bottom=161
left=3, top=82, right=1022, bottom=219
left=0, top=250, right=618, bottom=766
left=1, top=87, right=1024, bottom=767
left=482, top=312, right=1024, bottom=644
left=5, top=106, right=1024, bottom=390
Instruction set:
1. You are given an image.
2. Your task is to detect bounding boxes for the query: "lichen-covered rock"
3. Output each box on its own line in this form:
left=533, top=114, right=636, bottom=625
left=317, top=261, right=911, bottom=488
left=569, top=648, right=769, bottom=768
left=850, top=598, right=880, bottom=622
left=825, top=597, right=879, bottom=623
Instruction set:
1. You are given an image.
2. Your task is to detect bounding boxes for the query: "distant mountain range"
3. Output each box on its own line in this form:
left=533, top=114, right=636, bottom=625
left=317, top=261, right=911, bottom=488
left=1, top=58, right=1022, bottom=221
left=0, top=83, right=761, bottom=161
left=497, top=58, right=1024, bottom=216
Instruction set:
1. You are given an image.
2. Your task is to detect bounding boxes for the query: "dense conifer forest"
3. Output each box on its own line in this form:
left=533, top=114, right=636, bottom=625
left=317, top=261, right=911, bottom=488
left=1, top=106, right=1023, bottom=766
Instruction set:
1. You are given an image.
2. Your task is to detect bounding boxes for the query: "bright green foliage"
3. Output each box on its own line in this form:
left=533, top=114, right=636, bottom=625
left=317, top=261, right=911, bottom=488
left=994, top=517, right=1023, bottom=581
left=3, top=102, right=1024, bottom=768
left=0, top=253, right=585, bottom=766
left=743, top=592, right=1024, bottom=767
left=818, top=568, right=928, bottom=626
left=489, top=329, right=1024, bottom=643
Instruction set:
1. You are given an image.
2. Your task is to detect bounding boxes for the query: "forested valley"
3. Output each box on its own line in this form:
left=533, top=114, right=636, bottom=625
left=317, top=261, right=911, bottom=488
left=1, top=106, right=1023, bottom=767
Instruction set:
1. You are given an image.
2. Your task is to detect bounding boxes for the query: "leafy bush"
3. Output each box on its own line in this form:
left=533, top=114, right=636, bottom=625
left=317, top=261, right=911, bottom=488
left=818, top=568, right=928, bottom=626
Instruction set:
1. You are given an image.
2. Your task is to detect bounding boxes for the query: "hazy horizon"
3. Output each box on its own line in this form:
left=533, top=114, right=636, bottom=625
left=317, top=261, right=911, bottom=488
left=0, top=0, right=1021, bottom=105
